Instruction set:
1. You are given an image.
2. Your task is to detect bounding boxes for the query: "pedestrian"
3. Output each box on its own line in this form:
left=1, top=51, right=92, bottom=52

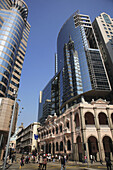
left=90, top=155, right=93, bottom=164
left=105, top=156, right=112, bottom=170
left=59, top=155, right=61, bottom=162
left=39, top=155, right=43, bottom=170
left=20, top=155, right=24, bottom=167
left=61, top=155, right=66, bottom=170
left=25, top=155, right=29, bottom=164
left=84, top=155, right=87, bottom=163
left=42, top=156, right=47, bottom=170
left=100, top=158, right=103, bottom=165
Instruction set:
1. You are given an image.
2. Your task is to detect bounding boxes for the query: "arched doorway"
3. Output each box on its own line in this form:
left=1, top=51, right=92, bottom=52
left=46, top=144, right=48, bottom=154
left=103, top=136, right=113, bottom=159
left=88, top=136, right=99, bottom=161
left=60, top=141, right=63, bottom=151
left=76, top=136, right=83, bottom=162
left=67, top=140, right=71, bottom=151
left=53, top=143, right=55, bottom=155
left=49, top=143, right=51, bottom=154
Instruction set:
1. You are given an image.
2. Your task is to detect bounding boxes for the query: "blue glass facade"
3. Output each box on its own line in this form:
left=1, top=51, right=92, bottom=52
left=0, top=0, right=30, bottom=98
left=57, top=12, right=111, bottom=107
left=38, top=12, right=111, bottom=123
left=38, top=79, right=52, bottom=121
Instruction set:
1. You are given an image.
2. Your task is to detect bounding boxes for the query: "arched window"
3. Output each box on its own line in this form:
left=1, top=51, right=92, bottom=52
left=60, top=141, right=63, bottom=151
left=67, top=140, right=71, bottom=151
left=56, top=126, right=58, bottom=134
left=99, top=112, right=108, bottom=125
left=56, top=142, right=59, bottom=151
left=52, top=128, right=54, bottom=134
left=85, top=112, right=95, bottom=125
left=111, top=113, right=113, bottom=124
left=75, top=113, right=80, bottom=127
left=66, top=121, right=69, bottom=129
left=60, top=125, right=62, bottom=133
left=103, top=14, right=111, bottom=24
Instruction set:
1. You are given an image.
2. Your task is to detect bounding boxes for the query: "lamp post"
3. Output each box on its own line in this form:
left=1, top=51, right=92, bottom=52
left=3, top=89, right=19, bottom=170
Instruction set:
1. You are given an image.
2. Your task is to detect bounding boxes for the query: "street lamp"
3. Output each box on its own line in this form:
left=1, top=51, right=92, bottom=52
left=3, top=89, right=20, bottom=170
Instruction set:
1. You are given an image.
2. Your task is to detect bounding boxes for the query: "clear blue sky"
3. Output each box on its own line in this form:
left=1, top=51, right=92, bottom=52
left=17, top=0, right=113, bottom=127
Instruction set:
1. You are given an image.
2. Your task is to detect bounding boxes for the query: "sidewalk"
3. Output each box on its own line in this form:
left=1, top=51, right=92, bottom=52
left=49, top=160, right=111, bottom=169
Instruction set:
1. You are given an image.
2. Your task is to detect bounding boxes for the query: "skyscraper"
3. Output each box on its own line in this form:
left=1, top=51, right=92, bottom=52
left=38, top=11, right=111, bottom=123
left=57, top=11, right=111, bottom=109
left=0, top=0, right=30, bottom=160
left=92, top=12, right=113, bottom=90
left=0, top=0, right=30, bottom=99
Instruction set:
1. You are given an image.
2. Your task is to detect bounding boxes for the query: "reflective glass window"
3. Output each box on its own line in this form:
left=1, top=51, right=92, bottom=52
left=103, top=14, right=111, bottom=24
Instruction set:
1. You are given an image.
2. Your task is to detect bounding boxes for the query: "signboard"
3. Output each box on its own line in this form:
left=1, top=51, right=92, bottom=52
left=34, top=134, right=38, bottom=140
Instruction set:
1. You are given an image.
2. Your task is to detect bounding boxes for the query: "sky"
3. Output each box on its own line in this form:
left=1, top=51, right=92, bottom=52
left=17, top=0, right=113, bottom=127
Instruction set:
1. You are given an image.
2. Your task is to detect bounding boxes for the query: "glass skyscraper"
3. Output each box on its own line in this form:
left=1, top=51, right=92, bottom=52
left=0, top=0, right=30, bottom=99
left=93, top=13, right=113, bottom=90
left=38, top=11, right=111, bottom=123
left=57, top=11, right=111, bottom=108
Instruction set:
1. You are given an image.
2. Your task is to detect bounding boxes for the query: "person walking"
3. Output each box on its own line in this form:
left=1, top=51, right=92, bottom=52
left=90, top=155, right=93, bottom=164
left=61, top=155, right=66, bottom=170
left=105, top=157, right=112, bottom=170
left=39, top=155, right=43, bottom=170
left=42, top=156, right=47, bottom=170
left=20, top=155, right=24, bottom=168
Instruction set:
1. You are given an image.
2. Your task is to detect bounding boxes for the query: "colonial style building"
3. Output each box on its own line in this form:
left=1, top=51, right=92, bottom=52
left=38, top=98, right=113, bottom=162
left=16, top=122, right=40, bottom=153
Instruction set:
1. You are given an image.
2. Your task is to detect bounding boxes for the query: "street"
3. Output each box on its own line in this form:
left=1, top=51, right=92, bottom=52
left=0, top=159, right=108, bottom=170
left=0, top=154, right=109, bottom=170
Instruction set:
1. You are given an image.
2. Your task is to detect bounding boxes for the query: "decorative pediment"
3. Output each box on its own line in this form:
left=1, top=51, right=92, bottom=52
left=91, top=98, right=110, bottom=105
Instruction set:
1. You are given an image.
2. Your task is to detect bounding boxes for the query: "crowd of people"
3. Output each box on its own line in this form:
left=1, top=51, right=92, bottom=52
left=19, top=153, right=67, bottom=170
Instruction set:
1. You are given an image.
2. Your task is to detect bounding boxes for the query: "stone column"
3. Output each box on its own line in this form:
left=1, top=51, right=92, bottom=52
left=63, top=115, right=66, bottom=155
left=79, top=106, right=86, bottom=162
left=94, top=107, right=105, bottom=161
left=106, top=107, right=113, bottom=138
left=94, top=107, right=100, bottom=130
left=75, top=143, right=79, bottom=161
left=70, top=112, right=74, bottom=160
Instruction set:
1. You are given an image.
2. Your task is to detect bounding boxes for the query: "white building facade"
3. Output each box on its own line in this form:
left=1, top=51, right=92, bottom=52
left=38, top=99, right=113, bottom=162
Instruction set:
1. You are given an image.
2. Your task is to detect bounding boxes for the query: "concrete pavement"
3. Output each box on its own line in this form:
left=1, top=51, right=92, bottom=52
left=0, top=159, right=110, bottom=170
left=0, top=154, right=112, bottom=170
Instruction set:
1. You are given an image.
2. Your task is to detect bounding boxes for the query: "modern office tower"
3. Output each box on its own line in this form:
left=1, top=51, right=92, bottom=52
left=38, top=80, right=52, bottom=123
left=57, top=11, right=111, bottom=111
left=38, top=11, right=111, bottom=124
left=0, top=0, right=30, bottom=160
left=0, top=0, right=30, bottom=99
left=38, top=73, right=60, bottom=124
left=92, top=12, right=113, bottom=90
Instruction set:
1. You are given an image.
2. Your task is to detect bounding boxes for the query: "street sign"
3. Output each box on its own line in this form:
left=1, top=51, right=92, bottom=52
left=34, top=134, right=38, bottom=140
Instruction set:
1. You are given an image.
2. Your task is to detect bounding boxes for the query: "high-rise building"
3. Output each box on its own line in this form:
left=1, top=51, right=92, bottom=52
left=57, top=11, right=111, bottom=110
left=0, top=0, right=30, bottom=160
left=38, top=11, right=111, bottom=124
left=92, top=12, right=113, bottom=90
left=0, top=0, right=30, bottom=99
